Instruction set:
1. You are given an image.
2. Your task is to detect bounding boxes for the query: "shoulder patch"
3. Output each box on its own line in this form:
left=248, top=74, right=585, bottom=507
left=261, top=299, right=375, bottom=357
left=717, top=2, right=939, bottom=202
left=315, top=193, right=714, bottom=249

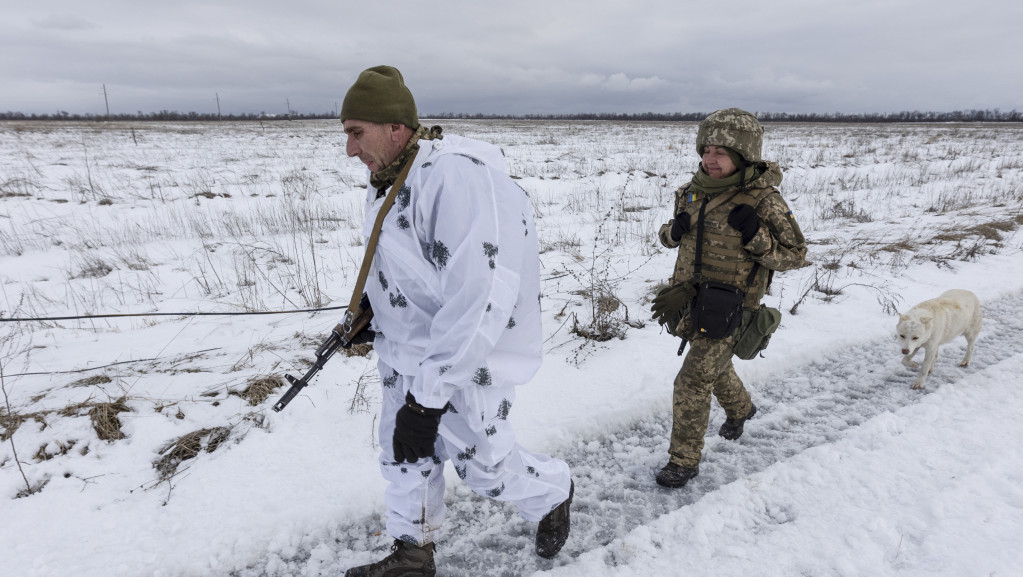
left=677, top=185, right=701, bottom=204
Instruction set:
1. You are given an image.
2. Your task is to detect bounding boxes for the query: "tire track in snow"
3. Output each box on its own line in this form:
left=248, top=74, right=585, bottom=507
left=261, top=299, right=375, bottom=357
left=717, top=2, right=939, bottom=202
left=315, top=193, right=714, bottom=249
left=234, top=290, right=1023, bottom=577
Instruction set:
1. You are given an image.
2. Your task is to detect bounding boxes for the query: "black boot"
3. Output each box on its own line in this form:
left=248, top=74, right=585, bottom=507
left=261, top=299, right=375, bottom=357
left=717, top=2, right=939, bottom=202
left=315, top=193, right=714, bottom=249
left=344, top=539, right=436, bottom=577
left=719, top=403, right=757, bottom=441
left=535, top=480, right=574, bottom=558
left=655, top=462, right=699, bottom=488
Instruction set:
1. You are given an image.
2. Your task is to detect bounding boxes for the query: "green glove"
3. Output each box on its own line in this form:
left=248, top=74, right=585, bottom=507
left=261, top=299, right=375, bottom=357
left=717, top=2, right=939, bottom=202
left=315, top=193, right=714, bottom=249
left=651, top=283, right=697, bottom=329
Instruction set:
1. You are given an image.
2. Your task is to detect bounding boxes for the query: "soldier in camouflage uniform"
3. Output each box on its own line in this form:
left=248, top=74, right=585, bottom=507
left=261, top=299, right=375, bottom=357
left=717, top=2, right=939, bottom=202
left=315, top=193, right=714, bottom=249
left=650, top=108, right=807, bottom=488
left=339, top=66, right=574, bottom=577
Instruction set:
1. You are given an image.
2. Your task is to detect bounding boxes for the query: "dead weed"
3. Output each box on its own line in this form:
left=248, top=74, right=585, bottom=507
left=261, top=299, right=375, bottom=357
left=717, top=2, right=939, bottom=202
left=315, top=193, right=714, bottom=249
left=1, top=410, right=47, bottom=442
left=69, top=374, right=113, bottom=388
left=153, top=426, right=232, bottom=480
left=230, top=375, right=283, bottom=406
left=58, top=397, right=132, bottom=441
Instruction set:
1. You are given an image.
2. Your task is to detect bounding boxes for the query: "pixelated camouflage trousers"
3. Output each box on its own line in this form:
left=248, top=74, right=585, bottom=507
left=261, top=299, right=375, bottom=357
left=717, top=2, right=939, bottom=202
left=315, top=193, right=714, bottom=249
left=668, top=336, right=754, bottom=468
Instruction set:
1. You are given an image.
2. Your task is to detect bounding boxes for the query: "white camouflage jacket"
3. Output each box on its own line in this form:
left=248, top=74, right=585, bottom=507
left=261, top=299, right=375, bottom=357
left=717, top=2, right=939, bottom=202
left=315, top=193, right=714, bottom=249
left=362, top=134, right=542, bottom=412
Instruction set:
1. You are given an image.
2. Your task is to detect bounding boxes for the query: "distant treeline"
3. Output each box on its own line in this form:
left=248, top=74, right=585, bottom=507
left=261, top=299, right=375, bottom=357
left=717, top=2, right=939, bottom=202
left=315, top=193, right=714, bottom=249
left=2, top=109, right=1021, bottom=123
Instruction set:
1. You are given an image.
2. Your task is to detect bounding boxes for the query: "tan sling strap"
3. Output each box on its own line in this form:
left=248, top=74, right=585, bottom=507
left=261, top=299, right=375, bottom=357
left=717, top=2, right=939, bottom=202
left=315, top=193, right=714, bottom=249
left=340, top=156, right=415, bottom=332
left=272, top=156, right=416, bottom=412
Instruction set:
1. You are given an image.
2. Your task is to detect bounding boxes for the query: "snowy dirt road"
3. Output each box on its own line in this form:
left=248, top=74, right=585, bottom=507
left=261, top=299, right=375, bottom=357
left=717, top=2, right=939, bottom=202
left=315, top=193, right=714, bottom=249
left=232, top=290, right=1023, bottom=577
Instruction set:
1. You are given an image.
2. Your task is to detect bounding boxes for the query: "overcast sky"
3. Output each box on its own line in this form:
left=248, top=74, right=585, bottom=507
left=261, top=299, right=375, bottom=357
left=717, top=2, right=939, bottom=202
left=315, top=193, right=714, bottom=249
left=3, top=0, right=1021, bottom=116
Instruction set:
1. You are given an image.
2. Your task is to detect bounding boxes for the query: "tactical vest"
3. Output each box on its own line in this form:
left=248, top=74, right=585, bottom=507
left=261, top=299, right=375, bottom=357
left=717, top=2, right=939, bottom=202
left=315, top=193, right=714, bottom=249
left=671, top=185, right=776, bottom=308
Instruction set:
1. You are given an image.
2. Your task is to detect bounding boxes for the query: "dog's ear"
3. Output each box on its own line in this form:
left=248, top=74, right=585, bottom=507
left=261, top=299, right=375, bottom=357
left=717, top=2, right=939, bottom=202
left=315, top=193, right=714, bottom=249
left=919, top=312, right=932, bottom=326
left=898, top=313, right=907, bottom=321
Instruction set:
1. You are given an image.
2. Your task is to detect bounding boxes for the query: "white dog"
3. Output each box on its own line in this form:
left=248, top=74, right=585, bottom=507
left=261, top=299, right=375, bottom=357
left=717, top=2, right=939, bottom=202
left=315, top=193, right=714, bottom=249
left=896, top=289, right=982, bottom=389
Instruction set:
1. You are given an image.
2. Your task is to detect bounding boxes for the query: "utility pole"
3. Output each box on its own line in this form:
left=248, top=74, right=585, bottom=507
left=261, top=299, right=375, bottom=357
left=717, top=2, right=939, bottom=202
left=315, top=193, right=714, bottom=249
left=216, top=92, right=222, bottom=121
left=287, top=97, right=292, bottom=119
left=102, top=84, right=110, bottom=120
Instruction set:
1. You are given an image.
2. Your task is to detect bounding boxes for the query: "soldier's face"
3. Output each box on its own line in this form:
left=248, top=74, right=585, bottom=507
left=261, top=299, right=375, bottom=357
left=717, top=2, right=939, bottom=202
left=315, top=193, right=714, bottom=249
left=701, top=145, right=738, bottom=179
left=343, top=120, right=405, bottom=172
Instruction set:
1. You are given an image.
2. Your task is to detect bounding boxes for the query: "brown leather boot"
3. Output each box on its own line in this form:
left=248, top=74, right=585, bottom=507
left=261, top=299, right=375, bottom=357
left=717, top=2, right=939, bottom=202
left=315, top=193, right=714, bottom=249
left=344, top=539, right=436, bottom=577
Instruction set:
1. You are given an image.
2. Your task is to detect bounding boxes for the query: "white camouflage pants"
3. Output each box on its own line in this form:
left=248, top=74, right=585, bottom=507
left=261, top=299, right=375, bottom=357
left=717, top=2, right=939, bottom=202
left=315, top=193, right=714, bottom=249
left=376, top=360, right=572, bottom=546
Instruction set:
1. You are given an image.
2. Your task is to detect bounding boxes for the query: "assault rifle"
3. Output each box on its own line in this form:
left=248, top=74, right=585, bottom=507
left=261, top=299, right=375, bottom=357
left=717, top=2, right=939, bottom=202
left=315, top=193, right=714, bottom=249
left=272, top=295, right=374, bottom=412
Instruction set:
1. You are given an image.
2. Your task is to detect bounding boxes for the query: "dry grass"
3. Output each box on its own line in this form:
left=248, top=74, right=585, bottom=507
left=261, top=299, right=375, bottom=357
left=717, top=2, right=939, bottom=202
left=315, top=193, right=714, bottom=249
left=230, top=375, right=283, bottom=406
left=88, top=399, right=131, bottom=441
left=68, top=374, right=112, bottom=388
left=968, top=219, right=1018, bottom=241
left=33, top=439, right=77, bottom=461
left=153, top=426, right=232, bottom=480
left=57, top=397, right=132, bottom=441
left=1, top=409, right=48, bottom=442
left=340, top=342, right=373, bottom=358
left=1, top=409, right=27, bottom=441
left=880, top=239, right=917, bottom=253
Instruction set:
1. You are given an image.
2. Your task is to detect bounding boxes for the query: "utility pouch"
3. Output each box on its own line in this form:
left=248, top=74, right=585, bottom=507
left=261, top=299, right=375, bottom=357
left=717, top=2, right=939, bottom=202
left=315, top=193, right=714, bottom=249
left=691, top=281, right=745, bottom=339
left=732, top=305, right=782, bottom=360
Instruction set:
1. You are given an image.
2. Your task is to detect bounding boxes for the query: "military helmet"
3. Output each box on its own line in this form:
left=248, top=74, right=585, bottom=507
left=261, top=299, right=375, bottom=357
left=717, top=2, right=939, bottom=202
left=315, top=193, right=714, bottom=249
left=696, top=108, right=764, bottom=163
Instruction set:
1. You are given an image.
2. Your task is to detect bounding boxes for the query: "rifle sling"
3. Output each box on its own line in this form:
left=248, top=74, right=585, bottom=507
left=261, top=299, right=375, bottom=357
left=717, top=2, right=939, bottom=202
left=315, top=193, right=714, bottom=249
left=346, top=156, right=415, bottom=314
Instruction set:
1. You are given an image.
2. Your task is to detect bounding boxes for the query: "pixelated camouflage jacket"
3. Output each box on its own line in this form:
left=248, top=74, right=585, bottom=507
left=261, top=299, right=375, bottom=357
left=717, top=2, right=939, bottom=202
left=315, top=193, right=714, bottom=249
left=658, top=161, right=808, bottom=308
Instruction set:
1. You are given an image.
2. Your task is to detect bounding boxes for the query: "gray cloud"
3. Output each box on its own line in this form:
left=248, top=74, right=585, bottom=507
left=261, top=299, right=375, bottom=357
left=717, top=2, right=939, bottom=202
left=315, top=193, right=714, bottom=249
left=2, top=0, right=1021, bottom=115
left=31, top=15, right=96, bottom=31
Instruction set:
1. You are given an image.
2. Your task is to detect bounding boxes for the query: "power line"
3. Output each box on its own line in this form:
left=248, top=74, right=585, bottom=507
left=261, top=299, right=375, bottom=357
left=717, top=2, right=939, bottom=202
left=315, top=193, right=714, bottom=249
left=1, top=305, right=346, bottom=323
left=3, top=349, right=221, bottom=378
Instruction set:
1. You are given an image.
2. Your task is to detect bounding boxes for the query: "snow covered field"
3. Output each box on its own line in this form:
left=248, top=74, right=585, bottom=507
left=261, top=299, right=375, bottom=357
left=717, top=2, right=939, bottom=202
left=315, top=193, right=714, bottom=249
left=1, top=119, right=1022, bottom=577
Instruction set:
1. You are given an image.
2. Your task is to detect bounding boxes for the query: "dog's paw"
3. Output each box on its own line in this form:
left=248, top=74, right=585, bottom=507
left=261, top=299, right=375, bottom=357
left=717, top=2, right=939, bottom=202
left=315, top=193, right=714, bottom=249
left=911, top=382, right=925, bottom=390
left=902, top=360, right=920, bottom=370
left=959, top=360, right=970, bottom=367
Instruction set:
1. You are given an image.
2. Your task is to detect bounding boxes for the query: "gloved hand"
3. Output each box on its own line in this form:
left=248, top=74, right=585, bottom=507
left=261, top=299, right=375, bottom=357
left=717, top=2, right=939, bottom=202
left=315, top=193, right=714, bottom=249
left=341, top=292, right=376, bottom=348
left=343, top=328, right=376, bottom=347
left=651, top=283, right=697, bottom=326
left=727, top=205, right=759, bottom=244
left=669, top=212, right=691, bottom=242
left=393, top=392, right=446, bottom=463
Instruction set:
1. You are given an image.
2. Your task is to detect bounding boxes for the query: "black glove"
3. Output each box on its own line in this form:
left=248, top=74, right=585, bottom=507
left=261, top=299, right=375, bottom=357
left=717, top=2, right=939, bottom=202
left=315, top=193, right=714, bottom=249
left=344, top=328, right=376, bottom=347
left=392, top=392, right=446, bottom=463
left=669, top=212, right=691, bottom=242
left=727, top=205, right=759, bottom=244
left=341, top=292, right=376, bottom=348
left=651, top=283, right=697, bottom=326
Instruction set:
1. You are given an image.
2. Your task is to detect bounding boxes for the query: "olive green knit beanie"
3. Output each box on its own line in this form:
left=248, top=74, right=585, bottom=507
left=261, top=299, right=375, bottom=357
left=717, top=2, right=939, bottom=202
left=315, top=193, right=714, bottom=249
left=340, top=65, right=419, bottom=128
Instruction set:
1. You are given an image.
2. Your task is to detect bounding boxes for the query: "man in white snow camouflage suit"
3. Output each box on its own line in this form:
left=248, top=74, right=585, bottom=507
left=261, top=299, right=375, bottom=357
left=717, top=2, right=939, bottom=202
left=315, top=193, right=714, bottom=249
left=339, top=66, right=574, bottom=577
left=650, top=108, right=808, bottom=488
